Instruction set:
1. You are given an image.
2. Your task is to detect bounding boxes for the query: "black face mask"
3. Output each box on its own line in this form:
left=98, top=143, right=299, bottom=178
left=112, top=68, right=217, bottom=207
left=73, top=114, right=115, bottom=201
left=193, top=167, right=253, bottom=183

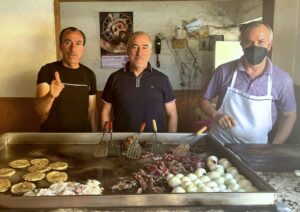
left=243, top=46, right=268, bottom=65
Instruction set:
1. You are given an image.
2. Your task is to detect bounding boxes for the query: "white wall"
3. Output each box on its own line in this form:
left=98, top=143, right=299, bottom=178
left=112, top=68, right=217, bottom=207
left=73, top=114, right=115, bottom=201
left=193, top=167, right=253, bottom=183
left=235, top=0, right=263, bottom=24
left=61, top=1, right=242, bottom=91
left=0, top=0, right=263, bottom=97
left=272, top=0, right=300, bottom=85
left=296, top=1, right=300, bottom=85
left=0, top=0, right=56, bottom=97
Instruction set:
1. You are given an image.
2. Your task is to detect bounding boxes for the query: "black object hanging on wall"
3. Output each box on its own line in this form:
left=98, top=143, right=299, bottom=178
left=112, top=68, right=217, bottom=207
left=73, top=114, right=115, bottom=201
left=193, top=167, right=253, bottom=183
left=155, top=34, right=162, bottom=68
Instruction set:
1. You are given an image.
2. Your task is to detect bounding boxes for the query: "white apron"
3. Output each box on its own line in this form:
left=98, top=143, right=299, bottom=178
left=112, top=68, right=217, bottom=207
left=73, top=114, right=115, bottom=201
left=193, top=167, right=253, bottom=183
left=209, top=71, right=273, bottom=144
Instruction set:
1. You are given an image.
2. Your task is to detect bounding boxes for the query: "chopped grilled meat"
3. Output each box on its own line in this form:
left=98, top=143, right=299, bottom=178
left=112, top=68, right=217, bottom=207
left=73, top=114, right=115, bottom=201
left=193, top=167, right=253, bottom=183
left=111, top=176, right=138, bottom=191
left=110, top=152, right=205, bottom=194
left=120, top=136, right=135, bottom=151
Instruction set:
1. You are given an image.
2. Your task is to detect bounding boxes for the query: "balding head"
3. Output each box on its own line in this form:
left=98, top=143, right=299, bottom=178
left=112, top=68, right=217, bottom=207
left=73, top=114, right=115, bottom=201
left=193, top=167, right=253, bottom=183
left=240, top=21, right=273, bottom=42
left=126, top=31, right=152, bottom=72
left=127, top=31, right=152, bottom=51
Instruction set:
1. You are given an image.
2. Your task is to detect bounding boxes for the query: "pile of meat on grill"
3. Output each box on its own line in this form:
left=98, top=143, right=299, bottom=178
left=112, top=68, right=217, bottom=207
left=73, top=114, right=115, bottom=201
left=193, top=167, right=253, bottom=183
left=111, top=152, right=204, bottom=194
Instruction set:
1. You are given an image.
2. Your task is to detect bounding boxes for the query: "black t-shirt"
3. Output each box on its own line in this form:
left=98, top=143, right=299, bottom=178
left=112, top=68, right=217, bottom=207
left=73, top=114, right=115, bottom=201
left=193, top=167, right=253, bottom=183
left=37, top=61, right=97, bottom=132
left=101, top=63, right=176, bottom=132
left=37, top=61, right=97, bottom=95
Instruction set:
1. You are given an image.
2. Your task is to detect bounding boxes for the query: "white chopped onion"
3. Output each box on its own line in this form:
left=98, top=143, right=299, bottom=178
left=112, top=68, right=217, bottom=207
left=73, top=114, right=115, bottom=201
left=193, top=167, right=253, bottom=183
left=228, top=183, right=240, bottom=192
left=212, top=186, right=221, bottom=192
left=226, top=166, right=237, bottom=172
left=221, top=161, right=232, bottom=170
left=198, top=186, right=213, bottom=192
left=192, top=178, right=203, bottom=186
left=181, top=176, right=191, bottom=183
left=181, top=180, right=193, bottom=189
left=187, top=173, right=198, bottom=181
left=218, top=184, right=227, bottom=191
left=171, top=186, right=186, bottom=193
left=223, top=173, right=234, bottom=180
left=227, top=169, right=239, bottom=177
left=207, top=171, right=221, bottom=180
left=239, top=179, right=253, bottom=188
left=166, top=173, right=174, bottom=181
left=214, top=177, right=225, bottom=185
left=199, top=175, right=211, bottom=183
left=235, top=174, right=246, bottom=182
left=196, top=183, right=205, bottom=190
left=218, top=158, right=229, bottom=165
left=210, top=165, right=225, bottom=175
left=225, top=178, right=237, bottom=187
left=208, top=164, right=217, bottom=171
left=168, top=176, right=181, bottom=188
left=243, top=185, right=258, bottom=192
left=175, top=173, right=184, bottom=179
left=186, top=184, right=198, bottom=193
left=205, top=181, right=218, bottom=188
left=194, top=168, right=207, bottom=177
left=207, top=155, right=218, bottom=167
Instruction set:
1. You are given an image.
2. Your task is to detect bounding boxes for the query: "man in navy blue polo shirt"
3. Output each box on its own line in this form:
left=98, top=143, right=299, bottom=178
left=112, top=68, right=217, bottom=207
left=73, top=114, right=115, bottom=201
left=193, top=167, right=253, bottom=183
left=101, top=31, right=178, bottom=132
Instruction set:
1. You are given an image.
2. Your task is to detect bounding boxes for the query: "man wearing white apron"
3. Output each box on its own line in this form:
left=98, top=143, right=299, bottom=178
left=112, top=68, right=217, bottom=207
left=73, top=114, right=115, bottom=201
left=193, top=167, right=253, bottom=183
left=199, top=21, right=297, bottom=144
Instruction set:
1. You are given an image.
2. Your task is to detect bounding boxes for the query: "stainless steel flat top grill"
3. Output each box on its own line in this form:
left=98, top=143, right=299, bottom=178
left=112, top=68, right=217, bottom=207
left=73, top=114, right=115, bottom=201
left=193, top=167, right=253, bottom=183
left=0, top=132, right=277, bottom=209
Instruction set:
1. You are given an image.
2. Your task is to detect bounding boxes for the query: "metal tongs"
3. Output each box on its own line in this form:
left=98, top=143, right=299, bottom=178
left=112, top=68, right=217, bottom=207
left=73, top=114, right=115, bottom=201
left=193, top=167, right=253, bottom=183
left=173, top=126, right=207, bottom=156
left=94, top=121, right=109, bottom=157
left=108, top=121, right=120, bottom=157
left=151, top=119, right=161, bottom=156
left=125, top=122, right=146, bottom=159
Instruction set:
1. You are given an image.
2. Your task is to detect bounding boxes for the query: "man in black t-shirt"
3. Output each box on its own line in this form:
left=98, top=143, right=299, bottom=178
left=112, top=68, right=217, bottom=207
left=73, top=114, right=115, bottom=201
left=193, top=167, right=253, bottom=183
left=101, top=31, right=178, bottom=132
left=35, top=27, right=98, bottom=132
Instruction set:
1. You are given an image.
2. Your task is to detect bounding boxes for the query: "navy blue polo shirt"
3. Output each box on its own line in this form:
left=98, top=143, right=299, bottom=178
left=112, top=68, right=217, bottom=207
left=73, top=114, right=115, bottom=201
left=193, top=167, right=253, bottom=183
left=101, top=63, right=176, bottom=132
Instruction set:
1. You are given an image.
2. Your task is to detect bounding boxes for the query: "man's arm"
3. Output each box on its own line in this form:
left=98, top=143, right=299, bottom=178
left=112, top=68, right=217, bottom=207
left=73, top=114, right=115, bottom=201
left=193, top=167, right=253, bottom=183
left=199, top=97, right=218, bottom=120
left=165, top=101, right=178, bottom=132
left=88, top=95, right=98, bottom=132
left=100, top=101, right=112, bottom=130
left=34, top=72, right=64, bottom=122
left=271, top=111, right=297, bottom=144
left=199, top=97, right=236, bottom=129
left=34, top=83, right=55, bottom=117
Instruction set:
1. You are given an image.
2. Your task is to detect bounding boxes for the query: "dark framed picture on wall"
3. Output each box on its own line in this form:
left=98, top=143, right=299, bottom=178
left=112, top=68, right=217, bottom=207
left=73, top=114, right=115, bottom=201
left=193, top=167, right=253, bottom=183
left=99, top=12, right=133, bottom=68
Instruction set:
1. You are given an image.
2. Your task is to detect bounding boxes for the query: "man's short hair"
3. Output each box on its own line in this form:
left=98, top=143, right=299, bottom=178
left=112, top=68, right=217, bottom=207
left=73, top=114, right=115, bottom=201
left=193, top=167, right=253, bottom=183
left=239, top=21, right=273, bottom=41
left=59, top=27, right=86, bottom=46
left=127, top=31, right=152, bottom=48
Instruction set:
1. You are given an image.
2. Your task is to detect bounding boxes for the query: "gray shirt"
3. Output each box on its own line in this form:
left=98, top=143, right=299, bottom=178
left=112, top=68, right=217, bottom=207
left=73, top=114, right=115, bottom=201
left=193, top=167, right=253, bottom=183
left=201, top=57, right=296, bottom=125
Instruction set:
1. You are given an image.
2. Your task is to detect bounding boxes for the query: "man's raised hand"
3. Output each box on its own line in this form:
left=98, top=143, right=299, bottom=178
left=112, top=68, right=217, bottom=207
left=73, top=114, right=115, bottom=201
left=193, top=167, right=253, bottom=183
left=50, top=71, right=64, bottom=98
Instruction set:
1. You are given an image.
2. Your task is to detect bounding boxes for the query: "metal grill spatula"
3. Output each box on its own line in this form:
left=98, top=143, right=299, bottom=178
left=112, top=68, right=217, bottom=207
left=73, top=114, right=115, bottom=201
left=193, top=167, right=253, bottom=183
left=126, top=122, right=146, bottom=159
left=173, top=126, right=207, bottom=156
left=108, top=121, right=120, bottom=157
left=151, top=119, right=161, bottom=156
left=94, top=121, right=109, bottom=157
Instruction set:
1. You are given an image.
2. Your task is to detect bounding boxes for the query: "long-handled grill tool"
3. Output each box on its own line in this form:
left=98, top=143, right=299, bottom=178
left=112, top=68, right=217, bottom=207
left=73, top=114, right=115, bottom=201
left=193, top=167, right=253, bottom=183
left=151, top=119, right=161, bottom=156
left=94, top=121, right=109, bottom=157
left=126, top=122, right=146, bottom=159
left=108, top=121, right=120, bottom=157
left=173, top=126, right=207, bottom=156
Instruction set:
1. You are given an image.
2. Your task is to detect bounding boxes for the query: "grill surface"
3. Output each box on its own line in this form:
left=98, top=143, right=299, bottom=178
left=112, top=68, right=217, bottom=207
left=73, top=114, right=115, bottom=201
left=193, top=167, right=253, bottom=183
left=0, top=132, right=277, bottom=209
